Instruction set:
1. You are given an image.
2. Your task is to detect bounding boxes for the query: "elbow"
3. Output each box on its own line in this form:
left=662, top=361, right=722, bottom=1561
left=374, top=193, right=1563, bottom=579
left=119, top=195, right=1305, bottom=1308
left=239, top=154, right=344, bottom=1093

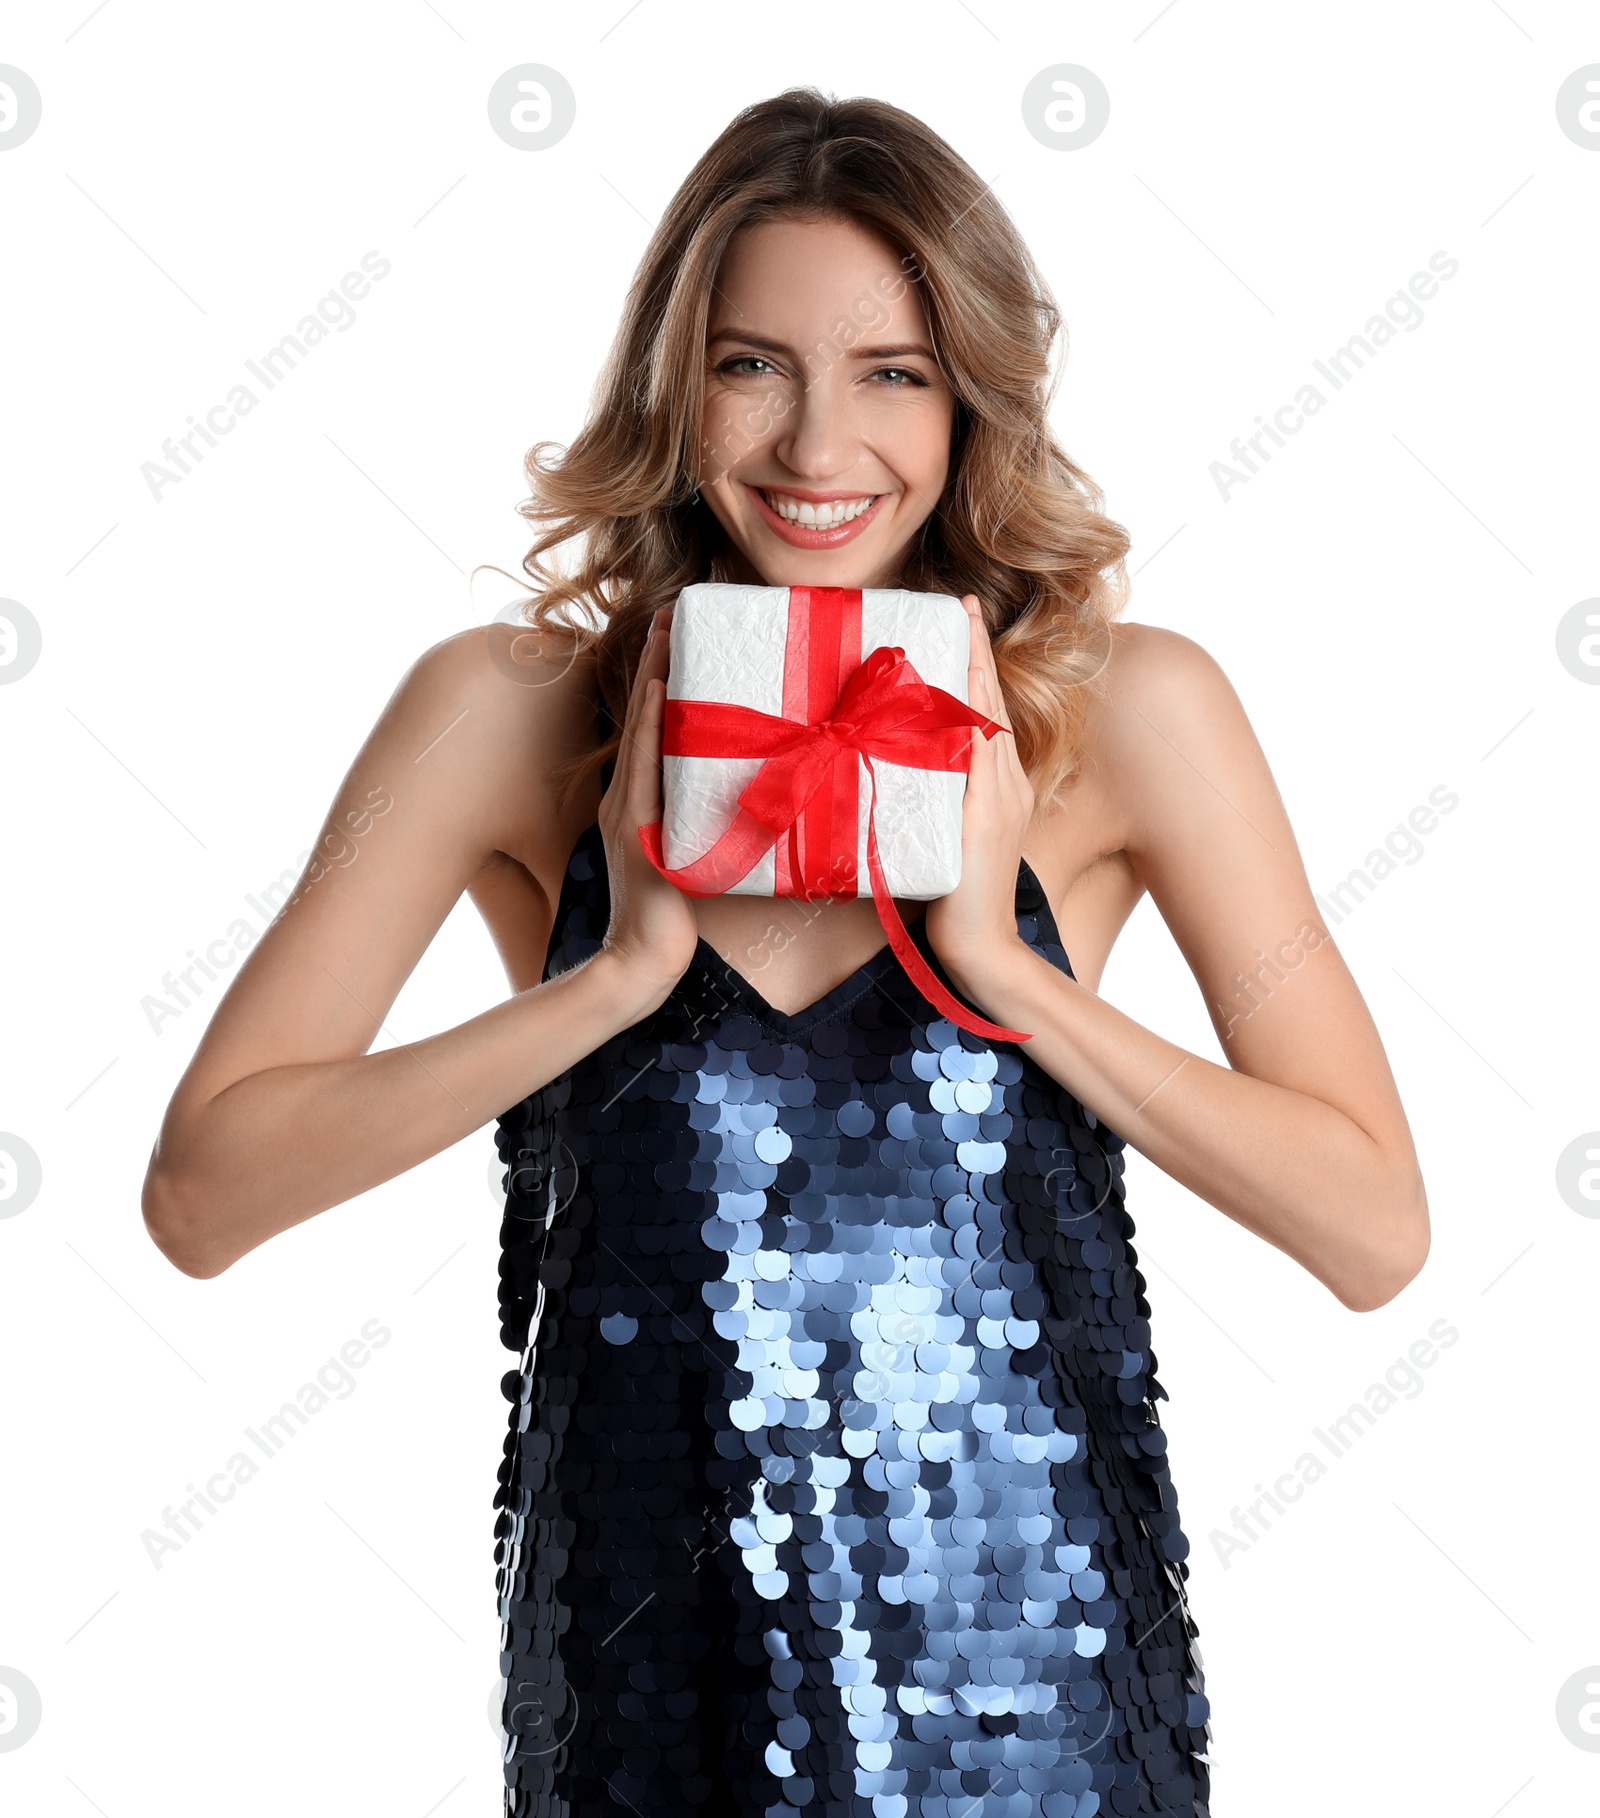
left=1331, top=1185, right=1432, bottom=1313
left=141, top=1170, right=233, bottom=1280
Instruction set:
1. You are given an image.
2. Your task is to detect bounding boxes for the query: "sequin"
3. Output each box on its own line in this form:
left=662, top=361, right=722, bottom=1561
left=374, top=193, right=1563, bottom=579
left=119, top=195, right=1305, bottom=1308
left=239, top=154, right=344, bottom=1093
left=492, top=812, right=1210, bottom=1817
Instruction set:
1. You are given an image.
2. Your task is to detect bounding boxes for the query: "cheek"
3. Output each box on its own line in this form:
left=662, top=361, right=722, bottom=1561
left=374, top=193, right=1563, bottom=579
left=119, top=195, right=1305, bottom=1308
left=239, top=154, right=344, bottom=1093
left=700, top=385, right=782, bottom=481
left=888, top=397, right=954, bottom=497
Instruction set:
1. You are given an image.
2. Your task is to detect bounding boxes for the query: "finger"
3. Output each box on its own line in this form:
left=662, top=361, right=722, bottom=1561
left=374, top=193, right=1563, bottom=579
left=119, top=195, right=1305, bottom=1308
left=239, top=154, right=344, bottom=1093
left=635, top=615, right=675, bottom=768
left=645, top=606, right=671, bottom=663
left=967, top=669, right=998, bottom=786
left=631, top=678, right=665, bottom=821
left=618, top=630, right=651, bottom=742
left=977, top=667, right=1031, bottom=818
left=966, top=626, right=1033, bottom=830
left=617, top=612, right=667, bottom=763
left=961, top=594, right=1001, bottom=677
left=975, top=675, right=1011, bottom=738
left=961, top=594, right=991, bottom=679
left=963, top=598, right=987, bottom=698
left=614, top=688, right=653, bottom=847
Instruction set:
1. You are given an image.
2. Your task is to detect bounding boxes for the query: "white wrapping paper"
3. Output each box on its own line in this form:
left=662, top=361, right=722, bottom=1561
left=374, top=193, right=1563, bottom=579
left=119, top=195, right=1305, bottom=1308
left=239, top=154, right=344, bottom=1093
left=660, top=583, right=972, bottom=899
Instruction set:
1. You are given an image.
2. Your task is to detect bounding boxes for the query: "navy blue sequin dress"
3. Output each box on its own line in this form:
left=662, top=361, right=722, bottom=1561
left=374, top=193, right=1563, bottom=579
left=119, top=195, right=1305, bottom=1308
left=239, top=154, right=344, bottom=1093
left=492, top=816, right=1212, bottom=1817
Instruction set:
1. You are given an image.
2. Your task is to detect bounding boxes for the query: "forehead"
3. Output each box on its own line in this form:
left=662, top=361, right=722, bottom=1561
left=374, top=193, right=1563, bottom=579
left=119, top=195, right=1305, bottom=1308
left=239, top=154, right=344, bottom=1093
left=707, top=214, right=931, bottom=346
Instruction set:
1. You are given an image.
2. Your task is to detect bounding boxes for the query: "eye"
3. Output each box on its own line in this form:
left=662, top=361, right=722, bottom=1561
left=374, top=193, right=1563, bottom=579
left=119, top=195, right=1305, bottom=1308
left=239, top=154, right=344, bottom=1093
left=718, top=354, right=782, bottom=377
left=870, top=366, right=929, bottom=388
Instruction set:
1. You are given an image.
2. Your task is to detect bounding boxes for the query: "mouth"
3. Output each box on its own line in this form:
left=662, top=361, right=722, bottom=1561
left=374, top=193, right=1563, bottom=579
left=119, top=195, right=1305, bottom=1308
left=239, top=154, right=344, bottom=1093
left=746, top=484, right=888, bottom=548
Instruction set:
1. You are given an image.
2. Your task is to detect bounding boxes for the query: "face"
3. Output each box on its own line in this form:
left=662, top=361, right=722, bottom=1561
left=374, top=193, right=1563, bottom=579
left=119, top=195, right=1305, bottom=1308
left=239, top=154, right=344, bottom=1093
left=696, top=215, right=957, bottom=590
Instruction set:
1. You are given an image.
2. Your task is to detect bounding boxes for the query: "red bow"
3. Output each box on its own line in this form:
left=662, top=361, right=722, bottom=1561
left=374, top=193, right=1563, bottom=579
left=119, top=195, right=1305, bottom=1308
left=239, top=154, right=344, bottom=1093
left=638, top=640, right=1031, bottom=1044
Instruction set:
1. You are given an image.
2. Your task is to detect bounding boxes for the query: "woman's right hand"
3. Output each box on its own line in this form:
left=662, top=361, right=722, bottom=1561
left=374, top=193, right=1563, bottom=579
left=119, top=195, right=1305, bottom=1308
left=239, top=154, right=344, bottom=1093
left=596, top=606, right=701, bottom=992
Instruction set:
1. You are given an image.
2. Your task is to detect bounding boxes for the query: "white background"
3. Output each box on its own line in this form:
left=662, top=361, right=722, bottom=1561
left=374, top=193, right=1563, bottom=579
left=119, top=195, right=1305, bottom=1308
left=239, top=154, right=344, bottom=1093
left=2, top=2, right=1597, bottom=1813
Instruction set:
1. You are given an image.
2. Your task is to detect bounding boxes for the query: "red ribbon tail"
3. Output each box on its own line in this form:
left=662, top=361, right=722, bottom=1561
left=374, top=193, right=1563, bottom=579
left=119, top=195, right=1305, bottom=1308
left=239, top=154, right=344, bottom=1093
left=638, top=813, right=776, bottom=898
left=861, top=763, right=1032, bottom=1046
left=640, top=736, right=1033, bottom=1043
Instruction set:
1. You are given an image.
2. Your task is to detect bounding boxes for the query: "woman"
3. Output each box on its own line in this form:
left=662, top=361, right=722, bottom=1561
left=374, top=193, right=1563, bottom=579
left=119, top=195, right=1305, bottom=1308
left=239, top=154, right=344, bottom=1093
left=143, top=89, right=1429, bottom=1817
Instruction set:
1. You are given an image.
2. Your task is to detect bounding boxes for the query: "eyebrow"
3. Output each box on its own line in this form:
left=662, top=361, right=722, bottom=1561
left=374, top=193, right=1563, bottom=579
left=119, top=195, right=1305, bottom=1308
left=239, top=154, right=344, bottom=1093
left=707, top=329, right=937, bottom=362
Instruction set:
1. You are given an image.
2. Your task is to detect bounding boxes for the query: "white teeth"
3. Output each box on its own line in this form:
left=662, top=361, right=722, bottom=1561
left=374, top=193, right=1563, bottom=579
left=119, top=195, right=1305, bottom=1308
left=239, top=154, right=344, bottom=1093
left=762, top=491, right=875, bottom=527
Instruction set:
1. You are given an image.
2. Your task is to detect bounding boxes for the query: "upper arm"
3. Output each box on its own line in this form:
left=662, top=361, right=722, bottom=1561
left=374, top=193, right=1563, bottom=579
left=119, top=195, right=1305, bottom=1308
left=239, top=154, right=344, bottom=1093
left=1085, top=623, right=1419, bottom=1166
left=158, top=624, right=597, bottom=1124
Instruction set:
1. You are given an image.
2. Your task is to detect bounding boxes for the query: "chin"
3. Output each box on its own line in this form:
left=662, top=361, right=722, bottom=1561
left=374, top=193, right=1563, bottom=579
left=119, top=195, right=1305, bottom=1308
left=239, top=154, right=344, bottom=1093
left=739, top=532, right=903, bottom=592
left=755, top=560, right=879, bottom=588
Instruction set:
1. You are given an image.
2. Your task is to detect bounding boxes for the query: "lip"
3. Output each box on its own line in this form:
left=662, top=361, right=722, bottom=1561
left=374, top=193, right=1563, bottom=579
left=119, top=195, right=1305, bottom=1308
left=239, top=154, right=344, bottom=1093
left=745, top=483, right=888, bottom=549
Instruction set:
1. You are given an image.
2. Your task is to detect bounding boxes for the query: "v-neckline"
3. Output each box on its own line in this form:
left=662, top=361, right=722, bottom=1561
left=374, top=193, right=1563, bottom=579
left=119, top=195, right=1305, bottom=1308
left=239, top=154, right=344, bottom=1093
left=553, top=822, right=1070, bottom=1040
left=687, top=913, right=931, bottom=1039
left=688, top=856, right=1065, bottom=1037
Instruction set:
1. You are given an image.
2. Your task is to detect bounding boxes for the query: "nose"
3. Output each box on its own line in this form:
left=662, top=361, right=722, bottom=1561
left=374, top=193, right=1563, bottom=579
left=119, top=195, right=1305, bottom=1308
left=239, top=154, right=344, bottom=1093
left=770, top=368, right=857, bottom=481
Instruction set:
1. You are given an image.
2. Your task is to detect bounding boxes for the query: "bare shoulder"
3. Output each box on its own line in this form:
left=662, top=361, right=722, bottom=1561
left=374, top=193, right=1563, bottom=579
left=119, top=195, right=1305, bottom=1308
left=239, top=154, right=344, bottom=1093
left=1074, top=619, right=1269, bottom=860
left=1090, top=619, right=1242, bottom=741
left=396, top=616, right=598, bottom=754
left=389, top=617, right=603, bottom=894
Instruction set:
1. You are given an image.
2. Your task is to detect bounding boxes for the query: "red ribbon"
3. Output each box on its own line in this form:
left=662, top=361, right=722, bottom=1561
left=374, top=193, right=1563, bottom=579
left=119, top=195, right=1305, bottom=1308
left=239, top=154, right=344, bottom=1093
left=637, top=586, right=1032, bottom=1044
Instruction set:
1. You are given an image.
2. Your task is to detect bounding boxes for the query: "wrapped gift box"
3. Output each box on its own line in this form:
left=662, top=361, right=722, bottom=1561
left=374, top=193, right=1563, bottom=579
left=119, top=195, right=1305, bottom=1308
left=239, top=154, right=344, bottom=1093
left=659, top=582, right=974, bottom=900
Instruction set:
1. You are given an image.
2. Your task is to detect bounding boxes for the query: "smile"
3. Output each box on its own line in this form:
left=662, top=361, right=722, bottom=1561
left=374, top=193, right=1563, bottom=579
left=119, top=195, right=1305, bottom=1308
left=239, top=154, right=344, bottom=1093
left=747, top=485, right=888, bottom=547
left=759, top=488, right=877, bottom=526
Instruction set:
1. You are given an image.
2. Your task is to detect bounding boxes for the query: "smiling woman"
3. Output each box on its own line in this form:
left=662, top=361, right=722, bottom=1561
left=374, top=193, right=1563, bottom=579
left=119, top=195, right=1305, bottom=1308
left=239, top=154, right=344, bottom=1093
left=514, top=95, right=1129, bottom=828
left=143, top=83, right=1428, bottom=1818
left=478, top=89, right=1234, bottom=1817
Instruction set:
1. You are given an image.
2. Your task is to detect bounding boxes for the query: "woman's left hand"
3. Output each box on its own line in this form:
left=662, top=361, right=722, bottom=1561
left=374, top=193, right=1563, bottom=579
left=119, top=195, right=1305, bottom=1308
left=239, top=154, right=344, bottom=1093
left=922, top=595, right=1037, bottom=991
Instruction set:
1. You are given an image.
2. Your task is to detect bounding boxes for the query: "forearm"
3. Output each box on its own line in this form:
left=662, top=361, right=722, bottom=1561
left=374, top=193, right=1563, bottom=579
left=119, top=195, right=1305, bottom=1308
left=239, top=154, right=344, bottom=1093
left=143, top=950, right=670, bottom=1278
left=948, top=940, right=1428, bottom=1310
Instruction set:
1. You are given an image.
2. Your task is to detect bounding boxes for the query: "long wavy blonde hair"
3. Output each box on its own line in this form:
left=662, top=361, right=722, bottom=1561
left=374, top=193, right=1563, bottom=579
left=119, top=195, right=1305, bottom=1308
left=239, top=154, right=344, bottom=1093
left=505, top=86, right=1129, bottom=809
